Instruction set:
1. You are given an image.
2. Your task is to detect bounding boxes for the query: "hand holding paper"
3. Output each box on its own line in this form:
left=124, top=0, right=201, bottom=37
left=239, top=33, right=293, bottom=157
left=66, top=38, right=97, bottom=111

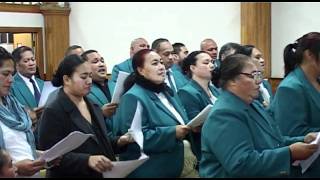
left=103, top=153, right=149, bottom=178
left=187, top=104, right=213, bottom=128
left=292, top=132, right=320, bottom=174
left=117, top=132, right=135, bottom=147
left=89, top=155, right=113, bottom=173
left=103, top=101, right=149, bottom=178
left=102, top=103, right=118, bottom=118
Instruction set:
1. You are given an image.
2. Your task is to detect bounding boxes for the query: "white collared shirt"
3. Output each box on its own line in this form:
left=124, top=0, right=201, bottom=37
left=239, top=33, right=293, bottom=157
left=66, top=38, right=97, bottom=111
left=164, top=68, right=178, bottom=92
left=0, top=120, right=34, bottom=163
left=208, top=90, right=218, bottom=104
left=155, top=92, right=185, bottom=125
left=259, top=83, right=271, bottom=105
left=18, top=73, right=40, bottom=96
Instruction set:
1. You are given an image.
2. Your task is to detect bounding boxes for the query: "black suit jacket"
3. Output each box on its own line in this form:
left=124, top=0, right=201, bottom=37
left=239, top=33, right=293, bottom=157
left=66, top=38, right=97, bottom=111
left=38, top=89, right=118, bottom=178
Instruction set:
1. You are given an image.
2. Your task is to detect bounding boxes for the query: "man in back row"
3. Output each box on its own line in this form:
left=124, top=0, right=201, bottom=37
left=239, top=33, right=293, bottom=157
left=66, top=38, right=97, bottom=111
left=82, top=50, right=117, bottom=134
left=109, top=38, right=149, bottom=94
left=172, top=42, right=189, bottom=74
left=151, top=38, right=188, bottom=93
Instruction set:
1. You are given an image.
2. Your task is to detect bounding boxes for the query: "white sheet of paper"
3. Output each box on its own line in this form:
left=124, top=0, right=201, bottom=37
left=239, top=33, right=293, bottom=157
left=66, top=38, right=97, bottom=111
left=293, top=132, right=320, bottom=174
left=187, top=104, right=213, bottom=128
left=128, top=101, right=144, bottom=149
left=103, top=153, right=149, bottom=178
left=39, top=131, right=93, bottom=162
left=38, top=81, right=59, bottom=107
left=111, top=71, right=130, bottom=103
left=103, top=101, right=149, bottom=178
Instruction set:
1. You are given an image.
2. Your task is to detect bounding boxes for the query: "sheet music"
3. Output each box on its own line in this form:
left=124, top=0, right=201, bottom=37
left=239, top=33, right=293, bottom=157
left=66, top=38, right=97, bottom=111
left=38, top=81, right=59, bottom=107
left=103, top=153, right=149, bottom=178
left=293, top=132, right=320, bottom=174
left=39, top=131, right=93, bottom=162
left=128, top=101, right=144, bottom=149
left=111, top=71, right=130, bottom=103
left=103, top=101, right=149, bottom=177
left=187, top=104, right=213, bottom=128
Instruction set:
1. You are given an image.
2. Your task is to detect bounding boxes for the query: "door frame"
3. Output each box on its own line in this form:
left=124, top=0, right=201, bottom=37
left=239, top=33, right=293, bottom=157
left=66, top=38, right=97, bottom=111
left=0, top=27, right=44, bottom=79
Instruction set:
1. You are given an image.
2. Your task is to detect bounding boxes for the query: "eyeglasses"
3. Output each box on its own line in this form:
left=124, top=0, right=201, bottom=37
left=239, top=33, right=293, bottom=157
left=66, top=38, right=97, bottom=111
left=239, top=71, right=263, bottom=81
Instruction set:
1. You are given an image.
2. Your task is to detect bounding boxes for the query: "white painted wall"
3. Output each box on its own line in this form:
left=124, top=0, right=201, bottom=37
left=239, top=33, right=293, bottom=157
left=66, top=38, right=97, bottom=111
left=2, top=3, right=320, bottom=78
left=271, top=2, right=320, bottom=78
left=0, top=12, right=43, bottom=27
left=69, top=2, right=241, bottom=72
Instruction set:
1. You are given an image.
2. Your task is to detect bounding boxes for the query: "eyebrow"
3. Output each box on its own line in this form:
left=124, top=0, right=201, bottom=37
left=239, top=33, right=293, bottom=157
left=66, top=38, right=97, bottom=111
left=80, top=72, right=90, bottom=75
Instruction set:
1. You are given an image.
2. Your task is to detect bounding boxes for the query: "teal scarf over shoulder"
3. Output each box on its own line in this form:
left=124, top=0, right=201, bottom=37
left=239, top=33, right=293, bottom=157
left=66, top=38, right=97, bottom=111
left=0, top=95, right=37, bottom=159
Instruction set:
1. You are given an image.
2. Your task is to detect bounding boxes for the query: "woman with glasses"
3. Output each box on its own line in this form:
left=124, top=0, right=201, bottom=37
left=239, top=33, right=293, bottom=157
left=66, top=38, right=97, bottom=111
left=200, top=54, right=318, bottom=178
left=177, top=51, right=220, bottom=163
left=236, top=45, right=273, bottom=108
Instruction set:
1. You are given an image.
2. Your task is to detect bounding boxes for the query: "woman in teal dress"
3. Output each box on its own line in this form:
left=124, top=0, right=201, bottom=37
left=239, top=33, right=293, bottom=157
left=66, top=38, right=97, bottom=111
left=200, top=54, right=318, bottom=178
left=270, top=32, right=320, bottom=177
left=114, top=49, right=198, bottom=178
left=271, top=32, right=320, bottom=136
left=178, top=51, right=220, bottom=162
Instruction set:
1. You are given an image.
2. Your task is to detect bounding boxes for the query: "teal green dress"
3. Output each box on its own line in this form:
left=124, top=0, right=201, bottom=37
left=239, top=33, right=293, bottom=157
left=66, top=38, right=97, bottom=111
left=200, top=90, right=304, bottom=178
left=170, top=68, right=189, bottom=91
left=270, top=67, right=320, bottom=136
left=114, top=84, right=190, bottom=177
left=87, top=81, right=113, bottom=136
left=269, top=67, right=320, bottom=177
left=178, top=80, right=220, bottom=161
left=109, top=58, right=133, bottom=95
left=11, top=74, right=44, bottom=108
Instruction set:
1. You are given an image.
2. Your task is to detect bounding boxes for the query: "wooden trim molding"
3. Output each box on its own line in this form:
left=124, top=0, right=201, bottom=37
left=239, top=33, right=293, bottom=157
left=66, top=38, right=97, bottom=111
left=40, top=9, right=70, bottom=16
left=269, top=78, right=283, bottom=94
left=0, top=3, right=41, bottom=13
left=241, top=2, right=271, bottom=78
left=0, top=2, right=70, bottom=14
left=40, top=5, right=71, bottom=16
left=0, top=27, right=42, bottom=33
left=0, top=27, right=44, bottom=79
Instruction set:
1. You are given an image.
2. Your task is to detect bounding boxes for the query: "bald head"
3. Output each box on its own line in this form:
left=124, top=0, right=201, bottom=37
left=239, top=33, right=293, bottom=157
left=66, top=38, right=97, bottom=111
left=130, top=38, right=149, bottom=57
left=200, top=38, right=218, bottom=60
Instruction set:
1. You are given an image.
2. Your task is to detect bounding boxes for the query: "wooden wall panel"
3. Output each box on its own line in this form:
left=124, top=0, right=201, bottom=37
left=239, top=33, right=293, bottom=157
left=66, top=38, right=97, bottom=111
left=269, top=78, right=283, bottom=94
left=241, top=2, right=271, bottom=78
left=0, top=3, right=40, bottom=13
left=41, top=9, right=70, bottom=80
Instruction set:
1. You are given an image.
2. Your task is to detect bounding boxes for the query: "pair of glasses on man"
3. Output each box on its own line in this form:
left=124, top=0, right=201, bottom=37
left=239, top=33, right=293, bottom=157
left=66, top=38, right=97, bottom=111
left=239, top=71, right=263, bottom=81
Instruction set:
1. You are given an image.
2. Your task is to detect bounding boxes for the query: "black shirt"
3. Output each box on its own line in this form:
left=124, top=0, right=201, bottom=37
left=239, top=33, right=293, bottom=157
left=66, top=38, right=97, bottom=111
left=85, top=99, right=116, bottom=161
left=93, top=80, right=111, bottom=102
